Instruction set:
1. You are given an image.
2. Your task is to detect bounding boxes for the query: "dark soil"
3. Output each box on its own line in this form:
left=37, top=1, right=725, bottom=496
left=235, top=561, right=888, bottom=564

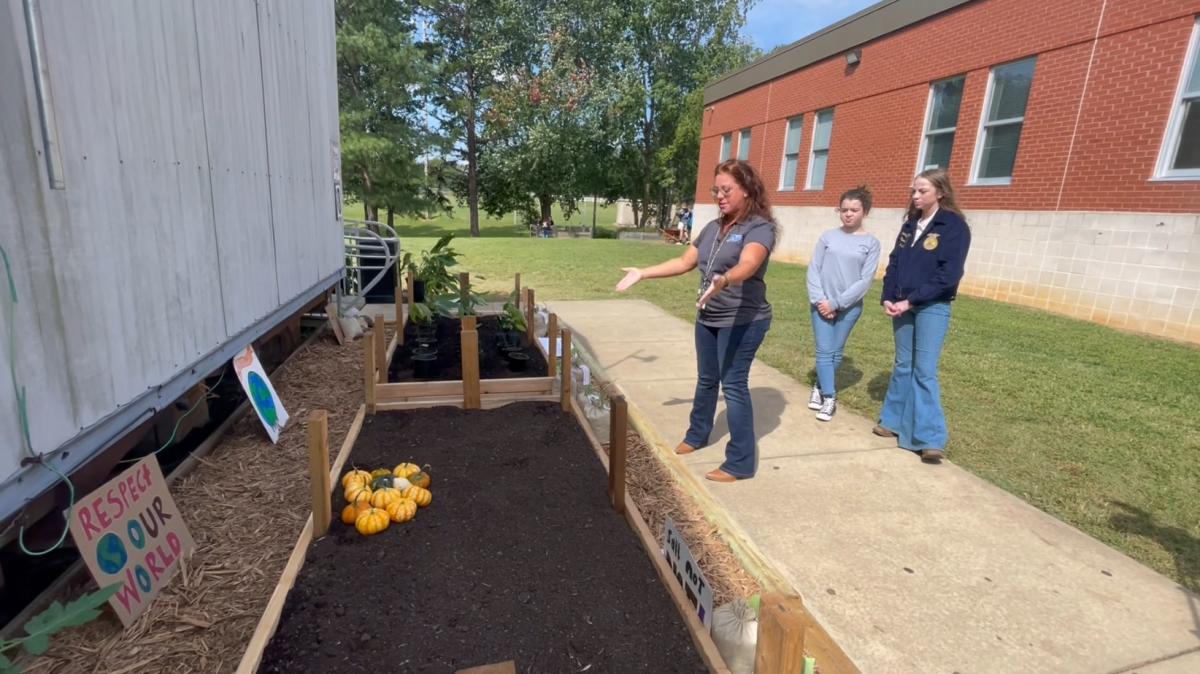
left=259, top=404, right=707, bottom=674
left=388, top=316, right=549, bottom=382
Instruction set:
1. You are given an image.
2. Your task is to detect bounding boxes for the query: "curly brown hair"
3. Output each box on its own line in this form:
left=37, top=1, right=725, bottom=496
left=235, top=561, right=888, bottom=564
left=714, top=159, right=775, bottom=229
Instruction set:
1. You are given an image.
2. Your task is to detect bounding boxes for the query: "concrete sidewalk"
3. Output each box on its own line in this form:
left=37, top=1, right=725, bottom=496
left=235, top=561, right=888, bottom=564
left=549, top=299, right=1200, bottom=674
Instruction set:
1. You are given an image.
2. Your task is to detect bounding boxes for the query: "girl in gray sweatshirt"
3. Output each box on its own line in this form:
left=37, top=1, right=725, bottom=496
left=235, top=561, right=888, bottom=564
left=805, top=186, right=882, bottom=421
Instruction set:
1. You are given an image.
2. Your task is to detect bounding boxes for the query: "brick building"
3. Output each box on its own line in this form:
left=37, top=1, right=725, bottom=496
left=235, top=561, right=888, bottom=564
left=695, top=0, right=1200, bottom=342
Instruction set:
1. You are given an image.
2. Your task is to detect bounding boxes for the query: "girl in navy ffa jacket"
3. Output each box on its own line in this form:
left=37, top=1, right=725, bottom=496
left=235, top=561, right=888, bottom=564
left=875, top=168, right=970, bottom=464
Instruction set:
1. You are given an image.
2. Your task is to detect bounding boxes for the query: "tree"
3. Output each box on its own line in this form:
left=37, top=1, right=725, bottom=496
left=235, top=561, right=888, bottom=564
left=337, top=0, right=443, bottom=223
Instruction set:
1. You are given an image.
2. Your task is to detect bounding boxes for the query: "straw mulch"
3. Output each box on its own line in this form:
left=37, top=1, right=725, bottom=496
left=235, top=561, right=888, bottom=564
left=24, top=328, right=372, bottom=674
left=619, top=430, right=762, bottom=607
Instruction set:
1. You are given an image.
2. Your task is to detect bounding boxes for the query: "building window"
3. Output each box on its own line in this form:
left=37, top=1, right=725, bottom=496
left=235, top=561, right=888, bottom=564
left=971, top=57, right=1036, bottom=184
left=806, top=109, right=834, bottom=190
left=780, top=116, right=803, bottom=190
left=918, top=76, right=965, bottom=171
left=736, top=128, right=752, bottom=160
left=1157, top=18, right=1200, bottom=179
left=719, top=133, right=732, bottom=161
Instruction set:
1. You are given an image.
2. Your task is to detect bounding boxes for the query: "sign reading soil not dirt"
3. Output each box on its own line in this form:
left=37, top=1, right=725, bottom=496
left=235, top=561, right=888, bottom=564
left=664, top=516, right=713, bottom=629
left=68, top=455, right=195, bottom=627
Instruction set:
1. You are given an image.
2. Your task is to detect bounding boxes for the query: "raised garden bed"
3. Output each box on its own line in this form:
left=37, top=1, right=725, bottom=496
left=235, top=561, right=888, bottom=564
left=387, top=315, right=548, bottom=382
left=254, top=403, right=714, bottom=673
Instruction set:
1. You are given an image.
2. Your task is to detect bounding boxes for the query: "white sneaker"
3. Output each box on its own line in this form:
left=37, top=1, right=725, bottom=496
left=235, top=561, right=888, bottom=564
left=808, top=385, right=822, bottom=410
left=816, top=397, right=837, bottom=422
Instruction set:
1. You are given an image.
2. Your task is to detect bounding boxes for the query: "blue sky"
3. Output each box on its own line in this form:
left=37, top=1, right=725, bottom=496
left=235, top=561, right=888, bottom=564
left=744, top=0, right=880, bottom=53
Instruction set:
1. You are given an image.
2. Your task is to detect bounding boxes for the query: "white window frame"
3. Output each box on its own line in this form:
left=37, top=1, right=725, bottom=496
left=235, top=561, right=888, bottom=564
left=719, top=133, right=732, bottom=161
left=970, top=57, right=1037, bottom=186
left=806, top=108, right=834, bottom=190
left=917, top=75, right=965, bottom=173
left=778, top=116, right=803, bottom=191
left=736, top=128, right=752, bottom=160
left=1154, top=18, right=1200, bottom=180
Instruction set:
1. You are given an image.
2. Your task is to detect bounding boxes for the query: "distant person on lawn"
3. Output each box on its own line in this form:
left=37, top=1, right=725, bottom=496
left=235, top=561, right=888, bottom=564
left=875, top=168, right=971, bottom=464
left=806, top=185, right=881, bottom=422
left=615, top=159, right=776, bottom=483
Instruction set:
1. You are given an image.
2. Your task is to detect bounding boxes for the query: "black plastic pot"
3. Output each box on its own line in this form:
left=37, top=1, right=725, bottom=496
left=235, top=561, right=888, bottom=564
left=412, top=346, right=438, bottom=379
left=496, top=331, right=522, bottom=355
left=413, top=279, right=427, bottom=303
left=506, top=350, right=530, bottom=372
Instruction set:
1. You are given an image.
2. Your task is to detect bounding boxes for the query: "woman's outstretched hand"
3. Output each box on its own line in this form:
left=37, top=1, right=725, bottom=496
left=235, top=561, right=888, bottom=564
left=616, top=267, right=642, bottom=292
left=697, top=274, right=726, bottom=308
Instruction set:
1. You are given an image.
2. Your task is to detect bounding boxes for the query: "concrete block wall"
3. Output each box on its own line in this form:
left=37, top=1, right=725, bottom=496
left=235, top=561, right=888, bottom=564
left=693, top=204, right=1200, bottom=343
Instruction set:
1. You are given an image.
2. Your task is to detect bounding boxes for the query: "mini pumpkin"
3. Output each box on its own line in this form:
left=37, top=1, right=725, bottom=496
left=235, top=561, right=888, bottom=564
left=407, top=471, right=431, bottom=490
left=370, top=475, right=395, bottom=491
left=393, top=462, right=421, bottom=479
left=341, top=469, right=372, bottom=489
left=344, top=483, right=372, bottom=505
left=355, top=507, right=390, bottom=535
left=401, top=485, right=432, bottom=507
left=341, top=501, right=371, bottom=525
left=370, top=468, right=393, bottom=481
left=386, top=498, right=418, bottom=523
left=370, top=487, right=403, bottom=509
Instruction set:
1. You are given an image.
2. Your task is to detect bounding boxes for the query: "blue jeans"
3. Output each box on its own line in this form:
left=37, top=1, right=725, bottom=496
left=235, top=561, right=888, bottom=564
left=879, top=302, right=952, bottom=451
left=810, top=302, right=863, bottom=397
left=685, top=318, right=771, bottom=478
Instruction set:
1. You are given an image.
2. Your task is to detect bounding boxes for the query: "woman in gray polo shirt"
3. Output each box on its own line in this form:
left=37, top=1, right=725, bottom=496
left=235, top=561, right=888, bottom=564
left=615, top=159, right=776, bottom=482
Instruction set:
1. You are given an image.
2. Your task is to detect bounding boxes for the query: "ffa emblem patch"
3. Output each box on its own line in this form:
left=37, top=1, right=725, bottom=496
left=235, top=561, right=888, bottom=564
left=923, top=233, right=940, bottom=251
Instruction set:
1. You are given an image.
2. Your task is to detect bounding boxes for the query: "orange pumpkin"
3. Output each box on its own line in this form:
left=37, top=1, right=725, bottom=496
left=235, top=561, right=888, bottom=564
left=341, top=469, right=372, bottom=489
left=401, top=485, right=432, bottom=507
left=408, top=471, right=431, bottom=489
left=341, top=501, right=371, bottom=525
left=355, top=508, right=390, bottom=535
left=393, top=462, right=420, bottom=479
left=345, top=483, right=372, bottom=505
left=386, top=498, right=418, bottom=523
left=370, top=487, right=403, bottom=509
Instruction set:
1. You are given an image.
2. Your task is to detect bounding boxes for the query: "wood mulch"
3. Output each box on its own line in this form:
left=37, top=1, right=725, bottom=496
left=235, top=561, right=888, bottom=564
left=23, top=328, right=373, bottom=674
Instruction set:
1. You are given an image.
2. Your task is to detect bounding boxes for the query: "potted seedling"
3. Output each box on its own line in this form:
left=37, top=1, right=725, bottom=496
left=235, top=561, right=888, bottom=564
left=400, top=234, right=460, bottom=303
left=496, top=293, right=527, bottom=355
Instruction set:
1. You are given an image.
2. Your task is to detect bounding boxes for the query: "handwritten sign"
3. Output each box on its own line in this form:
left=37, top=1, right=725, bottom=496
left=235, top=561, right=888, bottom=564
left=68, top=456, right=195, bottom=627
left=663, top=517, right=713, bottom=629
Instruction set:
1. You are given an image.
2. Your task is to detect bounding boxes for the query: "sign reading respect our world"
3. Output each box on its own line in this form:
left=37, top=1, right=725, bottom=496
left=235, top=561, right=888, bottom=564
left=68, top=455, right=195, bottom=627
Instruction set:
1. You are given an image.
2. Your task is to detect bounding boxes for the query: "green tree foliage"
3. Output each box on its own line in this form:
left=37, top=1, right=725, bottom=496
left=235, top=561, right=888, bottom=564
left=338, top=0, right=445, bottom=223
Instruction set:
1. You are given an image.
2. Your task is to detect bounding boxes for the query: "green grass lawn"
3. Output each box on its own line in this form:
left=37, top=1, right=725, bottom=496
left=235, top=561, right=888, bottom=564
left=342, top=200, right=623, bottom=238
left=394, top=232, right=1200, bottom=591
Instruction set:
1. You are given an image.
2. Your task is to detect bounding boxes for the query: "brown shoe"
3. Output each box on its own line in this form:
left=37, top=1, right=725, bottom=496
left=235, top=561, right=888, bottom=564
left=704, top=469, right=739, bottom=483
left=920, top=449, right=945, bottom=464
left=674, top=442, right=698, bottom=455
left=872, top=424, right=897, bottom=438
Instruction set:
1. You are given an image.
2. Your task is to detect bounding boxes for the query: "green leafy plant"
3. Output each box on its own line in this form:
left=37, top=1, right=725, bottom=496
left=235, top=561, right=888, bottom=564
left=430, top=287, right=487, bottom=318
left=498, top=291, right=527, bottom=333
left=400, top=234, right=460, bottom=297
left=409, top=301, right=434, bottom=326
left=0, top=583, right=122, bottom=672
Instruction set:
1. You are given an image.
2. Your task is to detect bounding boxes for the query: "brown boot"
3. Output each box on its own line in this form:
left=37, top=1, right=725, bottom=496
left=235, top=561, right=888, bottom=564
left=872, top=424, right=897, bottom=438
left=704, top=469, right=738, bottom=483
left=674, top=441, right=698, bottom=455
left=920, top=448, right=945, bottom=464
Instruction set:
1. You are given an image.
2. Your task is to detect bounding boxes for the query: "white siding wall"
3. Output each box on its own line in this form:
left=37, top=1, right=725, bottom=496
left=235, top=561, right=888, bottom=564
left=0, top=0, right=341, bottom=484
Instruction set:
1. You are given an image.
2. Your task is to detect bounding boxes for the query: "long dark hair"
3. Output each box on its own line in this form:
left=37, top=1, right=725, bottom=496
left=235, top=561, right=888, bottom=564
left=905, top=168, right=965, bottom=223
left=715, top=160, right=775, bottom=230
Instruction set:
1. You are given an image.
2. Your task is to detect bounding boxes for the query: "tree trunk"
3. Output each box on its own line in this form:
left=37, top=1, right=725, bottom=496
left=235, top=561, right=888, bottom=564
left=465, top=72, right=481, bottom=238
left=365, top=203, right=379, bottom=224
left=630, top=200, right=640, bottom=230
left=538, top=193, right=552, bottom=221
left=591, top=196, right=597, bottom=234
left=387, top=209, right=395, bottom=228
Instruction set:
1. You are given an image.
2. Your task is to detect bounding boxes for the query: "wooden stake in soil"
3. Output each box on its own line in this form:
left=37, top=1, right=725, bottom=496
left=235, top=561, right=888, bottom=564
left=307, top=410, right=331, bottom=537
left=374, top=314, right=386, bottom=383
left=459, top=272, right=470, bottom=311
left=461, top=316, right=481, bottom=410
left=456, top=662, right=516, bottom=674
left=608, top=394, right=628, bottom=514
left=394, top=285, right=404, bottom=346
left=525, top=288, right=535, bottom=341
left=755, top=593, right=808, bottom=674
left=559, top=328, right=572, bottom=412
left=514, top=273, right=521, bottom=309
left=364, top=331, right=376, bottom=414
left=547, top=314, right=558, bottom=377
